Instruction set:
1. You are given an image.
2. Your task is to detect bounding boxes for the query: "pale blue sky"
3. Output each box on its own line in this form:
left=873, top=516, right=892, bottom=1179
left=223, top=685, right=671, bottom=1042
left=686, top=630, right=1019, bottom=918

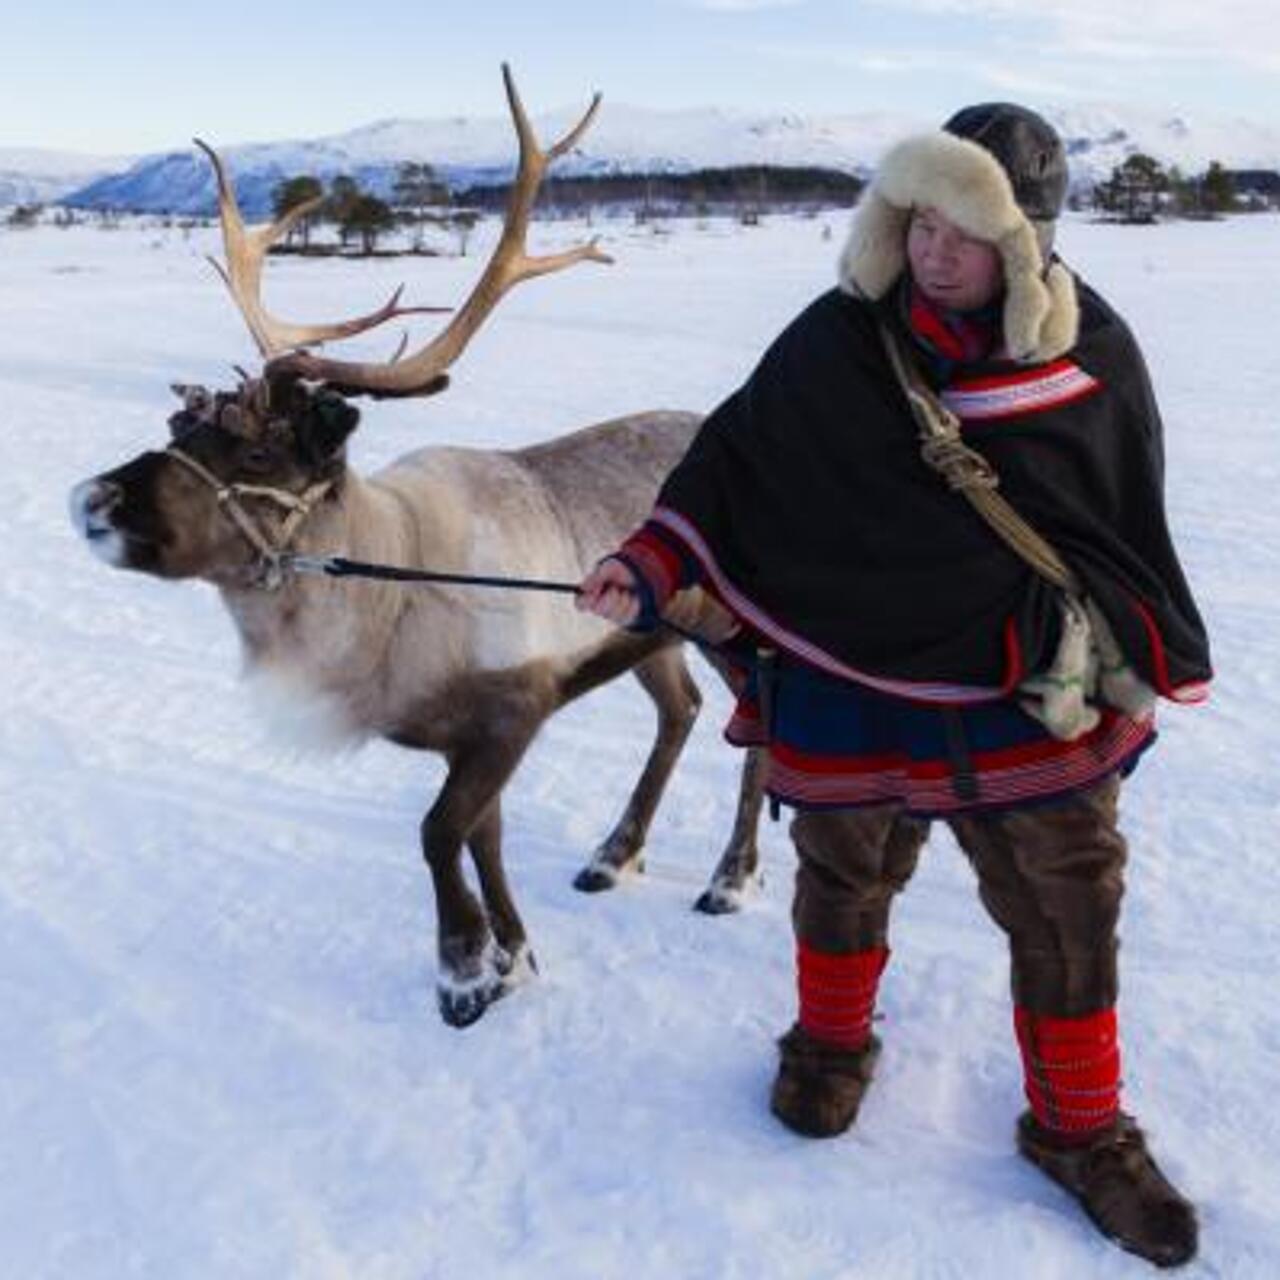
left=6, top=0, right=1278, bottom=154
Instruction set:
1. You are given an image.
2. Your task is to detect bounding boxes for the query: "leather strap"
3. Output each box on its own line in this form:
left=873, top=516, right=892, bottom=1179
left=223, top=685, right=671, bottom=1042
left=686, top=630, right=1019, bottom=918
left=879, top=324, right=1083, bottom=596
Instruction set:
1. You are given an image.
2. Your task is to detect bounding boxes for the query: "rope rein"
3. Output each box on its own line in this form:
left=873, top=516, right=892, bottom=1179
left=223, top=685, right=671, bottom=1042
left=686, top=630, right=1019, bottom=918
left=167, top=445, right=335, bottom=589
left=878, top=325, right=1083, bottom=596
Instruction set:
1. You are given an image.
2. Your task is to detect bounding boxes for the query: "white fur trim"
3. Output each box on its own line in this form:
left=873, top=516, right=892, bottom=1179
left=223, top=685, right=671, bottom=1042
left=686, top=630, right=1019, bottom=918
left=838, top=132, right=1078, bottom=363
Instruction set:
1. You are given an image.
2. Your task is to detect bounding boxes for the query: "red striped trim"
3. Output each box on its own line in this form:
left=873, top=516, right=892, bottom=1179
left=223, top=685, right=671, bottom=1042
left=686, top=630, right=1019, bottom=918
left=948, top=358, right=1081, bottom=393
left=1129, top=595, right=1210, bottom=704
left=725, top=699, right=768, bottom=747
left=765, top=713, right=1153, bottom=813
left=941, top=360, right=1102, bottom=424
left=617, top=527, right=686, bottom=613
left=1015, top=1006, right=1120, bottom=1136
left=798, top=944, right=888, bottom=1050
left=651, top=506, right=1019, bottom=706
left=770, top=708, right=1130, bottom=780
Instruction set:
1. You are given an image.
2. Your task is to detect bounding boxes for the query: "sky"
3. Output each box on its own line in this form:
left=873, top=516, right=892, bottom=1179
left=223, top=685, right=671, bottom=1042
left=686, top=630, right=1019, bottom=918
left=4, top=0, right=1278, bottom=156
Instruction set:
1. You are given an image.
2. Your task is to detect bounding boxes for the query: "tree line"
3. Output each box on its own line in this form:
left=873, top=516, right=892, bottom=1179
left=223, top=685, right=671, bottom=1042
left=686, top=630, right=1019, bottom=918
left=456, top=165, right=866, bottom=221
left=1088, top=155, right=1262, bottom=223
left=7, top=155, right=1274, bottom=239
left=265, top=155, right=1264, bottom=249
left=270, top=161, right=478, bottom=256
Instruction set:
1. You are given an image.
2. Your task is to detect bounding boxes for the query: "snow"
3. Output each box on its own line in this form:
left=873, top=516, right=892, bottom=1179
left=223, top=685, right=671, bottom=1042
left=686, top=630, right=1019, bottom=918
left=3, top=209, right=1279, bottom=1277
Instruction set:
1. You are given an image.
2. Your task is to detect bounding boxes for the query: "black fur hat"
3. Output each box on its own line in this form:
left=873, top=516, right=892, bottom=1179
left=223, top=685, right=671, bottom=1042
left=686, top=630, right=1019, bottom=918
left=943, top=103, right=1069, bottom=224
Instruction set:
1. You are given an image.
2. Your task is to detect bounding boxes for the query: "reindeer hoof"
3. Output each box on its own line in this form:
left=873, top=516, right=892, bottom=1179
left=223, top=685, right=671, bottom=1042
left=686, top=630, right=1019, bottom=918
left=436, top=942, right=538, bottom=1027
left=694, top=868, right=762, bottom=915
left=573, top=854, right=644, bottom=894
left=573, top=864, right=619, bottom=893
left=437, top=981, right=502, bottom=1027
left=694, top=886, right=743, bottom=915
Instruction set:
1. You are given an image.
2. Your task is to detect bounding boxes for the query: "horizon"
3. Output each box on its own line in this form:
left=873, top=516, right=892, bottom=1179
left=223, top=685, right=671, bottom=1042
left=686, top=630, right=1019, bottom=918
left=5, top=0, right=1278, bottom=156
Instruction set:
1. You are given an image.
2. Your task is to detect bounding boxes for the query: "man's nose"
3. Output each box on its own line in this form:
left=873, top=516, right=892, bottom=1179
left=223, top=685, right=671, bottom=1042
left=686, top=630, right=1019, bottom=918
left=928, top=234, right=959, bottom=264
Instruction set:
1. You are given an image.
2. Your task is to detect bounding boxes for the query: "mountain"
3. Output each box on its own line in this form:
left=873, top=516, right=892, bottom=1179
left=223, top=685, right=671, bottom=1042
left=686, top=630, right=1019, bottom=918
left=54, top=102, right=1280, bottom=216
left=1048, top=105, right=1280, bottom=183
left=63, top=105, right=920, bottom=216
left=0, top=147, right=134, bottom=207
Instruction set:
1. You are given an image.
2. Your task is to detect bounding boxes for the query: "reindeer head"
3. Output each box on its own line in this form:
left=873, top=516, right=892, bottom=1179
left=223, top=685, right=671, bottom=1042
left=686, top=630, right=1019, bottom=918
left=70, top=376, right=361, bottom=585
left=71, top=64, right=609, bottom=589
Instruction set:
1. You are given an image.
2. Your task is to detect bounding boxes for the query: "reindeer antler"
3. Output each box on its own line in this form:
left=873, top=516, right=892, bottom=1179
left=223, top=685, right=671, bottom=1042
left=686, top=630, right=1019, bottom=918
left=265, top=63, right=612, bottom=398
left=196, top=139, right=448, bottom=359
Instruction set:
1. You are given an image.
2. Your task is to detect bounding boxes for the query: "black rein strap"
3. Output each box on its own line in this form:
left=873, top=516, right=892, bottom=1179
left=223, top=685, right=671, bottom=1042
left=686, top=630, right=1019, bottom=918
left=284, top=554, right=582, bottom=596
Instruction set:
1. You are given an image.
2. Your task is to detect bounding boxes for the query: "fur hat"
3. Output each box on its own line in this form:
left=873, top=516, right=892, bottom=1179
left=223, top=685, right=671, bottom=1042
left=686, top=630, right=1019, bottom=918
left=838, top=103, right=1078, bottom=363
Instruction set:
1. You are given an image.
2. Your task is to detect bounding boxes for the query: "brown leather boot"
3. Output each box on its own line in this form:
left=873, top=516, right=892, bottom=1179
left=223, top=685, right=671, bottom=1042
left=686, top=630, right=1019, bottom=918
left=1018, top=1112, right=1198, bottom=1268
left=769, top=1024, right=881, bottom=1138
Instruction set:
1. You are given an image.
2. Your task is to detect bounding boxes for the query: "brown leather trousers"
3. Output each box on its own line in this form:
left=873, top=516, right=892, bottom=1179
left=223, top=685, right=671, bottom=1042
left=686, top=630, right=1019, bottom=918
left=790, top=776, right=1127, bottom=1016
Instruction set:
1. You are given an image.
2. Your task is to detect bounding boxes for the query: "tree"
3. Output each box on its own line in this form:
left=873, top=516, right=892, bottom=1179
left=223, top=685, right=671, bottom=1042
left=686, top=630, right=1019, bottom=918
left=1165, top=164, right=1197, bottom=217
left=271, top=174, right=324, bottom=248
left=392, top=161, right=449, bottom=250
left=1201, top=161, right=1237, bottom=215
left=324, top=175, right=362, bottom=247
left=1096, top=153, right=1168, bottom=223
left=448, top=209, right=479, bottom=257
left=341, top=193, right=395, bottom=255
left=737, top=167, right=768, bottom=226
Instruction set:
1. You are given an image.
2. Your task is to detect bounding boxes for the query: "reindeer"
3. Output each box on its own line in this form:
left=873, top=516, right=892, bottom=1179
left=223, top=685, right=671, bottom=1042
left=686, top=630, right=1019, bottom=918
left=70, top=67, right=766, bottom=1027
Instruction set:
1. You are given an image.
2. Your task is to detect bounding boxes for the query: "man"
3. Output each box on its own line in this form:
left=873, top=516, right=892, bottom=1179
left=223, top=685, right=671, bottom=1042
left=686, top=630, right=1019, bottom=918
left=578, top=103, right=1210, bottom=1268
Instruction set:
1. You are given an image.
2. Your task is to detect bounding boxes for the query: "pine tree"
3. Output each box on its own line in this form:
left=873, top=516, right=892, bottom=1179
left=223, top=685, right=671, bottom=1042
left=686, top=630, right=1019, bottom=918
left=392, top=161, right=449, bottom=251
left=324, top=175, right=362, bottom=247
left=1097, top=153, right=1169, bottom=223
left=341, top=193, right=395, bottom=255
left=271, top=175, right=324, bottom=248
left=1201, top=162, right=1237, bottom=215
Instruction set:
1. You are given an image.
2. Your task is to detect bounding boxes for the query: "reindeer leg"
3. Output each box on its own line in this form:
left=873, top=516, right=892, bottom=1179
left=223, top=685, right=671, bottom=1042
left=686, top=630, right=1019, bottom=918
left=422, top=729, right=540, bottom=1028
left=467, top=797, right=538, bottom=987
left=573, top=646, right=701, bottom=893
left=694, top=745, right=768, bottom=914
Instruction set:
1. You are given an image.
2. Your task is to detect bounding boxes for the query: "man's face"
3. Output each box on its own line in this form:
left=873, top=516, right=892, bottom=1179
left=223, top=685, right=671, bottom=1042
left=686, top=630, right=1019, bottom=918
left=906, top=207, right=1003, bottom=312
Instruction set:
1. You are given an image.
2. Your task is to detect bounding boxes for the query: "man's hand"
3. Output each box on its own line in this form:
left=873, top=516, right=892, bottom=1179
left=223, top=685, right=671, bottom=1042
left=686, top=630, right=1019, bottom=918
left=575, top=558, right=642, bottom=627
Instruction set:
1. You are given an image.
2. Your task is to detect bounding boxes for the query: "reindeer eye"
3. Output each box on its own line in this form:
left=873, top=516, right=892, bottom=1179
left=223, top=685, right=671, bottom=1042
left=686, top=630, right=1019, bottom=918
left=239, top=443, right=277, bottom=472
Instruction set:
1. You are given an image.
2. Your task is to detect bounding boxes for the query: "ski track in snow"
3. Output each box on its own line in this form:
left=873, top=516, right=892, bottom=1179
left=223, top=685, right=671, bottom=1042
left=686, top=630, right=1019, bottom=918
left=2, top=214, right=1278, bottom=1278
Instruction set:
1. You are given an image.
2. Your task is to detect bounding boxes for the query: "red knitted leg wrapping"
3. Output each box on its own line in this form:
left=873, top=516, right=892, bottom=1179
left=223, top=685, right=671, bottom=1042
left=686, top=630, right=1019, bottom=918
left=1014, top=1005, right=1121, bottom=1141
left=797, top=943, right=889, bottom=1050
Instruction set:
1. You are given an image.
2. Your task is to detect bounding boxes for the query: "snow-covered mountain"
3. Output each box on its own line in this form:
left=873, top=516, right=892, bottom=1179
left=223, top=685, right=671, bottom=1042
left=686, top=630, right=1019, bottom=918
left=0, top=146, right=133, bottom=207
left=50, top=101, right=1280, bottom=215
left=63, top=104, right=919, bottom=216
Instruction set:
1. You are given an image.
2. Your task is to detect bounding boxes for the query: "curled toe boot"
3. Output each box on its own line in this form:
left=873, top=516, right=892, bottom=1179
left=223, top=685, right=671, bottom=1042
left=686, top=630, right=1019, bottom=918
left=1018, top=1111, right=1198, bottom=1268
left=769, top=1024, right=881, bottom=1138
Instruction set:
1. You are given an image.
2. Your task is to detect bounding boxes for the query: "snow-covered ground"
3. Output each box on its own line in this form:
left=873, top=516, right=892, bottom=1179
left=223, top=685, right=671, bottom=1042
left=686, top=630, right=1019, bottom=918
left=2, top=210, right=1278, bottom=1278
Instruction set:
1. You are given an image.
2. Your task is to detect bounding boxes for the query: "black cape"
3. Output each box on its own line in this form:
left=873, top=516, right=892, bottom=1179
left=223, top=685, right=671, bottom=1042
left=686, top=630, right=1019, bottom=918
left=654, top=281, right=1211, bottom=698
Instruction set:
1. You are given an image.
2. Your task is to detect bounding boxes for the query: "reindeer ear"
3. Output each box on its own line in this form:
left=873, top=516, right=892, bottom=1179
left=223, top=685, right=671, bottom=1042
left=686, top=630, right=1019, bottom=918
left=297, top=390, right=360, bottom=465
left=168, top=383, right=214, bottom=437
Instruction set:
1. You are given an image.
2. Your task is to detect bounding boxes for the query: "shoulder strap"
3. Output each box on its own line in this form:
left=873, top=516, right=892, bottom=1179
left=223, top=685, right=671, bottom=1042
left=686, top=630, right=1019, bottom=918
left=878, top=323, right=1083, bottom=596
